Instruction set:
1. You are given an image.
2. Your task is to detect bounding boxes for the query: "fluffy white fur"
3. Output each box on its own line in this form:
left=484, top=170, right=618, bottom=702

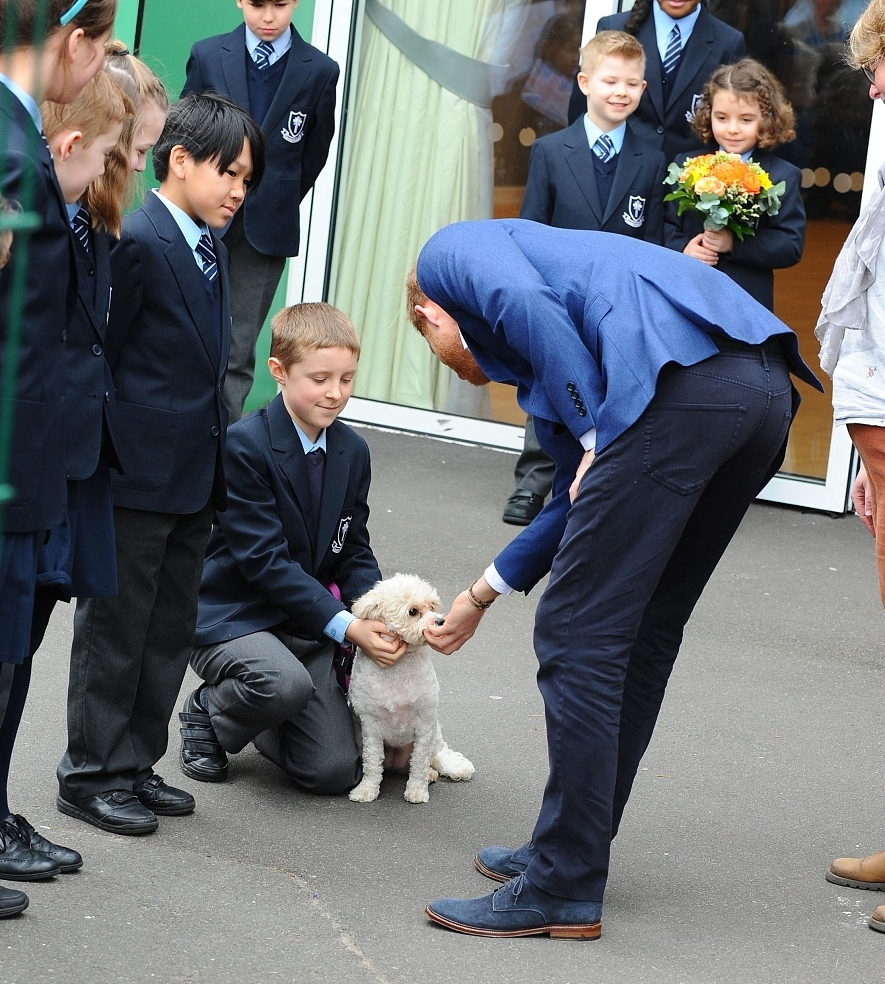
left=347, top=573, right=475, bottom=804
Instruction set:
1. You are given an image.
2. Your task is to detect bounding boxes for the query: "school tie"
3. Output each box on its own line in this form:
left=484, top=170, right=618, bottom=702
left=196, top=230, right=217, bottom=283
left=70, top=206, right=91, bottom=255
left=307, top=447, right=326, bottom=526
left=253, top=40, right=275, bottom=71
left=663, top=24, right=682, bottom=75
left=592, top=133, right=615, bottom=163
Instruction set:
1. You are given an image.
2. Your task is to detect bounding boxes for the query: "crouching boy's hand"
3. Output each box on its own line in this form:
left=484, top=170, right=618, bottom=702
left=346, top=619, right=408, bottom=668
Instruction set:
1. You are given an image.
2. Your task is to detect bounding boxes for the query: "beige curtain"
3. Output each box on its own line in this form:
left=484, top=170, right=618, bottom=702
left=329, top=0, right=512, bottom=414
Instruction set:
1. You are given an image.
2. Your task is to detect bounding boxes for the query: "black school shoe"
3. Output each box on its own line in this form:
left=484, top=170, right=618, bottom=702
left=1, top=814, right=82, bottom=872
left=134, top=774, right=195, bottom=816
left=0, top=823, right=60, bottom=880
left=502, top=490, right=544, bottom=526
left=0, top=885, right=28, bottom=917
left=179, top=689, right=229, bottom=782
left=56, top=790, right=159, bottom=835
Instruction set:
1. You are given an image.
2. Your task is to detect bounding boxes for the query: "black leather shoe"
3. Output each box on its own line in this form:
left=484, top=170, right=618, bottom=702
left=0, top=885, right=28, bottom=917
left=179, top=689, right=229, bottom=782
left=1, top=814, right=82, bottom=873
left=134, top=774, right=195, bottom=816
left=0, top=825, right=60, bottom=880
left=56, top=790, right=158, bottom=835
left=502, top=490, right=545, bottom=526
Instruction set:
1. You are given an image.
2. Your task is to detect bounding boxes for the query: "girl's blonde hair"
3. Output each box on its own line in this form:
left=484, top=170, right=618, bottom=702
left=692, top=58, right=796, bottom=151
left=41, top=68, right=133, bottom=235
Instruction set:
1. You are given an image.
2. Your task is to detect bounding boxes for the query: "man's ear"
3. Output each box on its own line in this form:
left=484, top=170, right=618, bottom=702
left=414, top=302, right=441, bottom=329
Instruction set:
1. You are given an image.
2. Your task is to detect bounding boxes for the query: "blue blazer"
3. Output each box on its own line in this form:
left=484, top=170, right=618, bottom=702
left=194, top=393, right=381, bottom=646
left=520, top=118, right=668, bottom=244
left=105, top=192, right=230, bottom=514
left=591, top=7, right=746, bottom=161
left=181, top=24, right=339, bottom=258
left=0, top=89, right=77, bottom=532
left=664, top=148, right=805, bottom=311
left=417, top=219, right=822, bottom=591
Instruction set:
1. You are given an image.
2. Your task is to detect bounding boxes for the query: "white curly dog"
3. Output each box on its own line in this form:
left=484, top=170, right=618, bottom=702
left=347, top=573, right=475, bottom=804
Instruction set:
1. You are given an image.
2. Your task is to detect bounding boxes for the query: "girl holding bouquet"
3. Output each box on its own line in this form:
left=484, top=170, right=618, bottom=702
left=664, top=58, right=805, bottom=311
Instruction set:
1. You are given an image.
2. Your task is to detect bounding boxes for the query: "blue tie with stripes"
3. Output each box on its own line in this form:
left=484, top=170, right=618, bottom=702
left=593, top=133, right=615, bottom=163
left=196, top=231, right=217, bottom=283
left=254, top=40, right=275, bottom=70
left=663, top=24, right=682, bottom=75
left=71, top=206, right=90, bottom=255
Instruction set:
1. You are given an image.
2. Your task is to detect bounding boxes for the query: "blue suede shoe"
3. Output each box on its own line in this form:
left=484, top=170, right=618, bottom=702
left=426, top=873, right=602, bottom=940
left=474, top=841, right=536, bottom=882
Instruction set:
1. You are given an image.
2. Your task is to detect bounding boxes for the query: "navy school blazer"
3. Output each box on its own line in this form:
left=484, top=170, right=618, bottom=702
left=416, top=219, right=822, bottom=593
left=664, top=148, right=806, bottom=311
left=104, top=192, right=230, bottom=514
left=181, top=24, right=339, bottom=258
left=0, top=89, right=77, bottom=532
left=194, top=393, right=381, bottom=646
left=520, top=118, right=668, bottom=244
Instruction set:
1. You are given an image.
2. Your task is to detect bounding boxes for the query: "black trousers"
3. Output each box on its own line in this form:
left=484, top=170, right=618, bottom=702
left=524, top=348, right=795, bottom=901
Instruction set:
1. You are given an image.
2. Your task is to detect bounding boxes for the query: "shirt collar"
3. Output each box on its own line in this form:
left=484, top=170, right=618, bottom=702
left=244, top=25, right=293, bottom=62
left=151, top=188, right=209, bottom=251
left=292, top=421, right=327, bottom=455
left=66, top=203, right=80, bottom=221
left=583, top=116, right=626, bottom=155
left=0, top=73, right=42, bottom=133
left=653, top=2, right=702, bottom=50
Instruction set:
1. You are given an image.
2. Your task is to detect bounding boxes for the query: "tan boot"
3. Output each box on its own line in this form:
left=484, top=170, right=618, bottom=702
left=869, top=905, right=885, bottom=933
left=827, top=849, right=885, bottom=890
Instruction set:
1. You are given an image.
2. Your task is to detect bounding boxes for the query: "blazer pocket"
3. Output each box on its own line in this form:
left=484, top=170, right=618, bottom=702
left=275, top=178, right=302, bottom=239
left=110, top=402, right=178, bottom=491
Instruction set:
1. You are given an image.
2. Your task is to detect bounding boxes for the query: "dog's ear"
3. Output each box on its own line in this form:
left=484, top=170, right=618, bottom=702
left=351, top=585, right=384, bottom=622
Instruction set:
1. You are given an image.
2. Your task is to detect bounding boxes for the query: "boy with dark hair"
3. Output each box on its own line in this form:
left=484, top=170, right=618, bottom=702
left=181, top=0, right=339, bottom=421
left=178, top=302, right=405, bottom=794
left=57, top=93, right=267, bottom=835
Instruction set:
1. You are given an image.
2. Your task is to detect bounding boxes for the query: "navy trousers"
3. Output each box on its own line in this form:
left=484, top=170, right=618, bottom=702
left=524, top=347, right=795, bottom=901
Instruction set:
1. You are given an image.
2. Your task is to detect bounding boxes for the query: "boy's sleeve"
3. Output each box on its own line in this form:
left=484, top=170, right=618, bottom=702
left=519, top=141, right=554, bottom=225
left=105, top=229, right=144, bottom=369
left=180, top=44, right=205, bottom=98
left=641, top=153, right=668, bottom=246
left=299, top=63, right=340, bottom=201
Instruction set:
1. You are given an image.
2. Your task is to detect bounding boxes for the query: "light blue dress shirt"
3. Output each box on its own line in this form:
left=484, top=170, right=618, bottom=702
left=0, top=72, right=42, bottom=132
left=652, top=3, right=702, bottom=61
left=245, top=25, right=293, bottom=67
left=151, top=189, right=212, bottom=274
left=582, top=117, right=626, bottom=156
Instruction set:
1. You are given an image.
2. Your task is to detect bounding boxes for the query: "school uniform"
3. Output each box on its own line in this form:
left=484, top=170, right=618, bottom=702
left=181, top=24, right=339, bottom=420
left=57, top=190, right=231, bottom=803
left=572, top=7, right=746, bottom=162
left=664, top=148, right=806, bottom=311
left=186, top=393, right=380, bottom=792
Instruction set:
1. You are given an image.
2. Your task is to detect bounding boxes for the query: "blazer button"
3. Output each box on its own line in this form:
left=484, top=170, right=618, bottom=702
left=92, top=343, right=102, bottom=356
left=576, top=401, right=585, bottom=411
left=571, top=392, right=579, bottom=402
left=61, top=330, right=67, bottom=341
left=104, top=391, right=110, bottom=402
left=87, top=266, right=95, bottom=276
left=578, top=408, right=587, bottom=416
left=210, top=425, right=220, bottom=437
left=656, top=125, right=664, bottom=134
left=566, top=382, right=576, bottom=392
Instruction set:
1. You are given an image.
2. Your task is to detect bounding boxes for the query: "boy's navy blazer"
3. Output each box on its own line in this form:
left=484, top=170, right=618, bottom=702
left=194, top=393, right=381, bottom=647
left=593, top=7, right=746, bottom=161
left=181, top=24, right=339, bottom=258
left=417, top=219, right=822, bottom=592
left=664, top=148, right=805, bottom=311
left=104, top=192, right=230, bottom=514
left=520, top=118, right=668, bottom=243
left=65, top=230, right=124, bottom=479
left=0, top=89, right=77, bottom=532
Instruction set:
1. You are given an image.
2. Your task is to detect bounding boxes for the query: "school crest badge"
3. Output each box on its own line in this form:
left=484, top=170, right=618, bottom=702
left=685, top=93, right=703, bottom=124
left=281, top=111, right=307, bottom=144
left=331, top=516, right=351, bottom=554
left=622, top=196, right=646, bottom=228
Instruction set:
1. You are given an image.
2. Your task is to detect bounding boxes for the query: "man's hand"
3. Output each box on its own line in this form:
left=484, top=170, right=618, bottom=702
left=345, top=618, right=408, bottom=667
left=852, top=464, right=875, bottom=537
left=424, top=591, right=487, bottom=654
left=684, top=233, right=719, bottom=265
left=569, top=448, right=595, bottom=503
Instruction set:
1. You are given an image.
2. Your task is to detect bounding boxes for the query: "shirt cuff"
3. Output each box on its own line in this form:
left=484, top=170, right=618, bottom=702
left=484, top=563, right=515, bottom=596
left=579, top=428, right=597, bottom=451
left=324, top=610, right=357, bottom=643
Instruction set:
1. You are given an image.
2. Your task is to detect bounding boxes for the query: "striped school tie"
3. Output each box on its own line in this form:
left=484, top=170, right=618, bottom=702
left=196, top=231, right=217, bottom=283
left=254, top=40, right=275, bottom=70
left=71, top=206, right=91, bottom=254
left=663, top=24, right=682, bottom=75
left=592, top=133, right=615, bottom=163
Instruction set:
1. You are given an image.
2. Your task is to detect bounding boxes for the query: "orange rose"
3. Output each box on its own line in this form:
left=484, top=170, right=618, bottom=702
left=711, top=161, right=745, bottom=185
left=741, top=170, right=762, bottom=194
left=694, top=175, right=727, bottom=197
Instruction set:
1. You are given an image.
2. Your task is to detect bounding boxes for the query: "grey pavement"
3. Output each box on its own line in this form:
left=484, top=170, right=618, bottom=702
left=3, top=425, right=884, bottom=984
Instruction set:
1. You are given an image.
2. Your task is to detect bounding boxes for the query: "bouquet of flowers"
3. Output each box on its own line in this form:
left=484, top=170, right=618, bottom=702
left=663, top=151, right=785, bottom=241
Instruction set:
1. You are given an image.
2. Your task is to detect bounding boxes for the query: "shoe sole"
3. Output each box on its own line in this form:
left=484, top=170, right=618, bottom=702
left=870, top=916, right=885, bottom=933
left=0, top=866, right=59, bottom=881
left=56, top=796, right=159, bottom=835
left=58, top=859, right=84, bottom=873
left=138, top=800, right=195, bottom=817
left=425, top=905, right=601, bottom=940
left=473, top=856, right=515, bottom=883
left=0, top=897, right=28, bottom=917
left=826, top=870, right=885, bottom=891
left=179, top=753, right=228, bottom=784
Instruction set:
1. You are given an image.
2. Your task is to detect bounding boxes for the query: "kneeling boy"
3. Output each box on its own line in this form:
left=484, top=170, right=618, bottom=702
left=180, top=303, right=405, bottom=793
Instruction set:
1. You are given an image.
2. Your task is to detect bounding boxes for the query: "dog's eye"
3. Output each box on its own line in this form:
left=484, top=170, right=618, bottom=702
left=408, top=608, right=418, bottom=617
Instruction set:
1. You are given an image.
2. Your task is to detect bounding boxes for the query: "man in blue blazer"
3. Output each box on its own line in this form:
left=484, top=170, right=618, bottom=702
left=409, top=219, right=821, bottom=939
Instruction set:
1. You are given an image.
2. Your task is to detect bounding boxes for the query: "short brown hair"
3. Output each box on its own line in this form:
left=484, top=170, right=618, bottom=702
left=849, top=0, right=885, bottom=69
left=580, top=30, right=645, bottom=78
left=405, top=263, right=430, bottom=336
left=691, top=58, right=795, bottom=150
left=270, top=302, right=360, bottom=372
left=41, top=68, right=134, bottom=235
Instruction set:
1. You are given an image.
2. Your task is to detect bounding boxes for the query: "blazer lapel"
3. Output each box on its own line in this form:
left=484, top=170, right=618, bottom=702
left=263, top=28, right=316, bottom=132
left=221, top=24, right=251, bottom=116
left=268, top=394, right=315, bottom=537
left=668, top=8, right=715, bottom=109
left=564, top=122, right=603, bottom=224
left=316, top=425, right=349, bottom=560
left=602, top=129, right=643, bottom=226
left=214, top=233, right=231, bottom=380
left=638, top=15, right=665, bottom=123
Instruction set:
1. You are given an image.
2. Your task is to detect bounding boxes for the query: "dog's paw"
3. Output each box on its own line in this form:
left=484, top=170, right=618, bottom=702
left=431, top=748, right=475, bottom=782
left=348, top=780, right=381, bottom=803
left=428, top=767, right=438, bottom=784
left=404, top=783, right=430, bottom=804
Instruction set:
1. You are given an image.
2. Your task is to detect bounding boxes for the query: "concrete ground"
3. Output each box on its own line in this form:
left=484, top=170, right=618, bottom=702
left=2, top=426, right=884, bottom=984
